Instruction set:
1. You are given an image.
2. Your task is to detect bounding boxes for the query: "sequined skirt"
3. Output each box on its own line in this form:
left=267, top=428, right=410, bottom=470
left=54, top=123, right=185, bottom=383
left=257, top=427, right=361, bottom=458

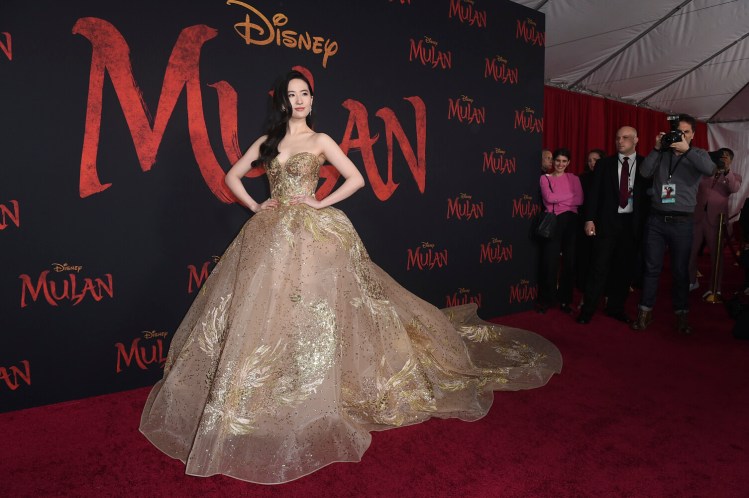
left=140, top=204, right=562, bottom=484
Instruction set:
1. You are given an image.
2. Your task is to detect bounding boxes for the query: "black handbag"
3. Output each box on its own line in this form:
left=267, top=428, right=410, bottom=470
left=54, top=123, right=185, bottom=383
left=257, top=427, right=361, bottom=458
left=535, top=210, right=557, bottom=238
left=534, top=176, right=557, bottom=239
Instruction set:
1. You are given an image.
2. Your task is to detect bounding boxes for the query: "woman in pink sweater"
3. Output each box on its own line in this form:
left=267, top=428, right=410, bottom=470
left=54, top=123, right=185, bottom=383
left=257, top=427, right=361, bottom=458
left=537, top=148, right=584, bottom=313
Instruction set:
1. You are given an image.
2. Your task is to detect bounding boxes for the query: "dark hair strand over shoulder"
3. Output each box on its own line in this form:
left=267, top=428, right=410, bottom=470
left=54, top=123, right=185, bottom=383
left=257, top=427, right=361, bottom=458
left=251, top=70, right=315, bottom=168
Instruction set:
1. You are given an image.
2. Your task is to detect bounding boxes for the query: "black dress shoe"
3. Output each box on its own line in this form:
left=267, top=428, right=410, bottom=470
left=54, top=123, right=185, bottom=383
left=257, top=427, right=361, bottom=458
left=606, top=311, right=632, bottom=324
left=560, top=303, right=573, bottom=314
left=534, top=302, right=549, bottom=314
left=576, top=312, right=592, bottom=324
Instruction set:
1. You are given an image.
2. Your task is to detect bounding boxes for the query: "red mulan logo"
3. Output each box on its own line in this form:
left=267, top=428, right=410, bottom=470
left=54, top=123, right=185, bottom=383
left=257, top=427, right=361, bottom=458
left=407, top=242, right=448, bottom=270
left=187, top=256, right=220, bottom=293
left=409, top=36, right=452, bottom=70
left=483, top=148, right=517, bottom=174
left=73, top=19, right=426, bottom=204
left=448, top=95, right=485, bottom=124
left=448, top=0, right=487, bottom=28
left=509, top=279, right=538, bottom=303
left=19, top=264, right=114, bottom=308
left=514, top=107, right=543, bottom=133
left=446, top=193, right=484, bottom=220
left=115, top=331, right=169, bottom=373
left=479, top=238, right=513, bottom=263
left=512, top=194, right=541, bottom=219
left=0, top=200, right=20, bottom=230
left=329, top=97, right=426, bottom=202
left=516, top=18, right=545, bottom=46
left=484, top=56, right=518, bottom=84
left=445, top=288, right=483, bottom=308
left=0, top=360, right=31, bottom=391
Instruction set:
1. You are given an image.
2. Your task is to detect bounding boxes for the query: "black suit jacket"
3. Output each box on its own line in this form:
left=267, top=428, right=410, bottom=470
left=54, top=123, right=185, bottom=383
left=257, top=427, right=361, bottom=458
left=583, top=154, right=651, bottom=238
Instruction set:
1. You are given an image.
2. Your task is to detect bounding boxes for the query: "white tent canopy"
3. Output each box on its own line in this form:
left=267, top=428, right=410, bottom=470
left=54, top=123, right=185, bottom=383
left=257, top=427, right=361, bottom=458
left=515, top=0, right=749, bottom=215
left=515, top=0, right=749, bottom=122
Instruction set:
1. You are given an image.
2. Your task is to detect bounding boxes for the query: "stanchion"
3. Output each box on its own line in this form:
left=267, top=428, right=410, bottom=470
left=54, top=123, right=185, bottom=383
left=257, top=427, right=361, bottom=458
left=705, top=212, right=725, bottom=304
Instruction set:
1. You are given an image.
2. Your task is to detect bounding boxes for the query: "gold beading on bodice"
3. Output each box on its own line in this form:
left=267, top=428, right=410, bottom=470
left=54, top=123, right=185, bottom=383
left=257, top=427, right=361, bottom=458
left=267, top=152, right=322, bottom=203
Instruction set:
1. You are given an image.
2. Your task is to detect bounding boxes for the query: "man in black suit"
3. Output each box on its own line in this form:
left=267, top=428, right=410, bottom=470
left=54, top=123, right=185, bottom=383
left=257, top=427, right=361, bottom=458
left=577, top=126, right=650, bottom=324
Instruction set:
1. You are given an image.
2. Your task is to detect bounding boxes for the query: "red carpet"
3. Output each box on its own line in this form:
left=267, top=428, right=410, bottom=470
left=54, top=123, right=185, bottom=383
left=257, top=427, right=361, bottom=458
left=2, top=250, right=748, bottom=497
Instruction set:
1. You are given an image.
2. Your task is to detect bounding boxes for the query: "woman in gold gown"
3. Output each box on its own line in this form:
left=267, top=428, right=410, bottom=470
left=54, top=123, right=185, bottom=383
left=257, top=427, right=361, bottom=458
left=140, top=70, right=562, bottom=484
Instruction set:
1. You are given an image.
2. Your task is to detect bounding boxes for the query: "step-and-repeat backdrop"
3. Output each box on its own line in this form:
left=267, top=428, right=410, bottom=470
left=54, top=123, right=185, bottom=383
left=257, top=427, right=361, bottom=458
left=1, top=0, right=545, bottom=412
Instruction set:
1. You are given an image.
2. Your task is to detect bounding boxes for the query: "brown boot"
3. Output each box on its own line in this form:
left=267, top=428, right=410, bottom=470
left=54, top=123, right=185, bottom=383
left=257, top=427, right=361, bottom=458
left=631, top=309, right=653, bottom=331
left=676, top=312, right=692, bottom=335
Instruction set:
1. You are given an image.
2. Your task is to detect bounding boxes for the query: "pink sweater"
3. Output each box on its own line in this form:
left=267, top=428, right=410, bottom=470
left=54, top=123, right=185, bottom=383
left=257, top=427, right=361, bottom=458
left=540, top=173, right=583, bottom=215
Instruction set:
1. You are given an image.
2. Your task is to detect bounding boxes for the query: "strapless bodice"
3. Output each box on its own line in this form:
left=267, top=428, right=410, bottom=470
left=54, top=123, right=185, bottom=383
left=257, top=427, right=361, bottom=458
left=266, top=152, right=321, bottom=201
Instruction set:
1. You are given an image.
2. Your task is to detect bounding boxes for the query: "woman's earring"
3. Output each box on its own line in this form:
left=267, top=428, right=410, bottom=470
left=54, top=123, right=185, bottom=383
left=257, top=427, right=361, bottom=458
left=280, top=105, right=286, bottom=112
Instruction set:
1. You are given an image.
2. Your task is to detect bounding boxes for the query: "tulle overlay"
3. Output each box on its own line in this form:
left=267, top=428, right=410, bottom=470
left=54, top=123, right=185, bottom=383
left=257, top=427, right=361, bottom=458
left=140, top=152, right=562, bottom=484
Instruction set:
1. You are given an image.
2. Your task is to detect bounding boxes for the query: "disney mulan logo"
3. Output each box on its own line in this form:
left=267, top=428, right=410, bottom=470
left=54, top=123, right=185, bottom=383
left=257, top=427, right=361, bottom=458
left=448, top=0, right=487, bottom=28
left=479, top=238, right=513, bottom=263
left=19, top=264, right=113, bottom=308
left=483, top=148, right=517, bottom=174
left=509, top=279, right=537, bottom=303
left=406, top=242, right=448, bottom=270
left=445, top=287, right=483, bottom=308
left=115, top=331, right=170, bottom=373
left=448, top=95, right=485, bottom=124
left=409, top=36, right=453, bottom=70
left=516, top=18, right=545, bottom=46
left=514, top=107, right=543, bottom=133
left=484, top=56, right=518, bottom=84
left=511, top=194, right=541, bottom=219
left=446, top=193, right=484, bottom=220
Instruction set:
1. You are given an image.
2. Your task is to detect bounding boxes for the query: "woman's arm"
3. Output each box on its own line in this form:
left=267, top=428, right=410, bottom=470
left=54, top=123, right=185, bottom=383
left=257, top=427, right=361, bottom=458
left=570, top=174, right=584, bottom=207
left=291, top=133, right=365, bottom=208
left=539, top=175, right=573, bottom=204
left=224, top=135, right=277, bottom=213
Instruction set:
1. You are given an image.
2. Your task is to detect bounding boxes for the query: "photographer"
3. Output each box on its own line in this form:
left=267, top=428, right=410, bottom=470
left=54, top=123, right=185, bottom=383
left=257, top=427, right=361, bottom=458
left=632, top=114, right=716, bottom=334
left=689, top=148, right=742, bottom=298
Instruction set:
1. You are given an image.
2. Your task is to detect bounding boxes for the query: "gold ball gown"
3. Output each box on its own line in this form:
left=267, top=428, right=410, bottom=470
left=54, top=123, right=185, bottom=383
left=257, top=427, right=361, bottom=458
left=140, top=151, right=562, bottom=484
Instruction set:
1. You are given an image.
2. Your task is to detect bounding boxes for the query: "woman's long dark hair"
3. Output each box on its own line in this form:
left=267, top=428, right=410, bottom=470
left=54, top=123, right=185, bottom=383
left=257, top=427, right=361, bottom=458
left=251, top=70, right=315, bottom=168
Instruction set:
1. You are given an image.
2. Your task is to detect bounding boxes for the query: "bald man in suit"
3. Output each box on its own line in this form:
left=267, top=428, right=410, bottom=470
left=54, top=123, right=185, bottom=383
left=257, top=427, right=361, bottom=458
left=577, top=126, right=650, bottom=325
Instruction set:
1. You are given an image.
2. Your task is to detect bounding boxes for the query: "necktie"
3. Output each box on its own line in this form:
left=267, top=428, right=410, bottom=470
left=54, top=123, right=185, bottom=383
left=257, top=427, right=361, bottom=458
left=619, top=156, right=630, bottom=208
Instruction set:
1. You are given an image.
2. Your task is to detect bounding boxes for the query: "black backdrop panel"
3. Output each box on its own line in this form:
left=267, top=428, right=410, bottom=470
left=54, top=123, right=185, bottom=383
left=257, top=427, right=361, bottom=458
left=0, top=0, right=545, bottom=412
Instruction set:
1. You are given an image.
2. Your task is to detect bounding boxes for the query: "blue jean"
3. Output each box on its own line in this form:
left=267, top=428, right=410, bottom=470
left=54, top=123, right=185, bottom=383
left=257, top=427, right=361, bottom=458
left=639, top=214, right=693, bottom=312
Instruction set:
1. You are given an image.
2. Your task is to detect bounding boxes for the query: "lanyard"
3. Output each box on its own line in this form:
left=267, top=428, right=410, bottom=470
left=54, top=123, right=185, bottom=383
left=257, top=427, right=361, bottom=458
left=667, top=153, right=686, bottom=182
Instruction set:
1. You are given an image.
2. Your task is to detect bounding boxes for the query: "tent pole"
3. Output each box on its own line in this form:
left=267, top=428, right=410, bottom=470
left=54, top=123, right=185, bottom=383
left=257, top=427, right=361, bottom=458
left=569, top=0, right=693, bottom=90
left=637, top=32, right=749, bottom=107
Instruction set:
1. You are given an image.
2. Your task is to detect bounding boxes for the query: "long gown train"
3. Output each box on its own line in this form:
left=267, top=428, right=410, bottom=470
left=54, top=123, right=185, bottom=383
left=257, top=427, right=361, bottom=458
left=140, top=152, right=562, bottom=484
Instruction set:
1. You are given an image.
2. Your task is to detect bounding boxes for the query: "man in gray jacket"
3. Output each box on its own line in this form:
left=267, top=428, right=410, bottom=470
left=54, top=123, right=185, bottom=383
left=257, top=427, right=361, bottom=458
left=633, top=114, right=715, bottom=334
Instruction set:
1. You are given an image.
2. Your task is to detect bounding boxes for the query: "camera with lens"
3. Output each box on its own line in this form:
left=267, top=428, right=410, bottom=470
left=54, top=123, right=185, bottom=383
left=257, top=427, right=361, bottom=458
left=660, top=114, right=684, bottom=150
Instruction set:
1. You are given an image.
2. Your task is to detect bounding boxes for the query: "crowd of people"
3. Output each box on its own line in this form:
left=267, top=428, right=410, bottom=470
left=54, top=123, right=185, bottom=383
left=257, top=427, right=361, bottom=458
left=536, top=115, right=743, bottom=335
